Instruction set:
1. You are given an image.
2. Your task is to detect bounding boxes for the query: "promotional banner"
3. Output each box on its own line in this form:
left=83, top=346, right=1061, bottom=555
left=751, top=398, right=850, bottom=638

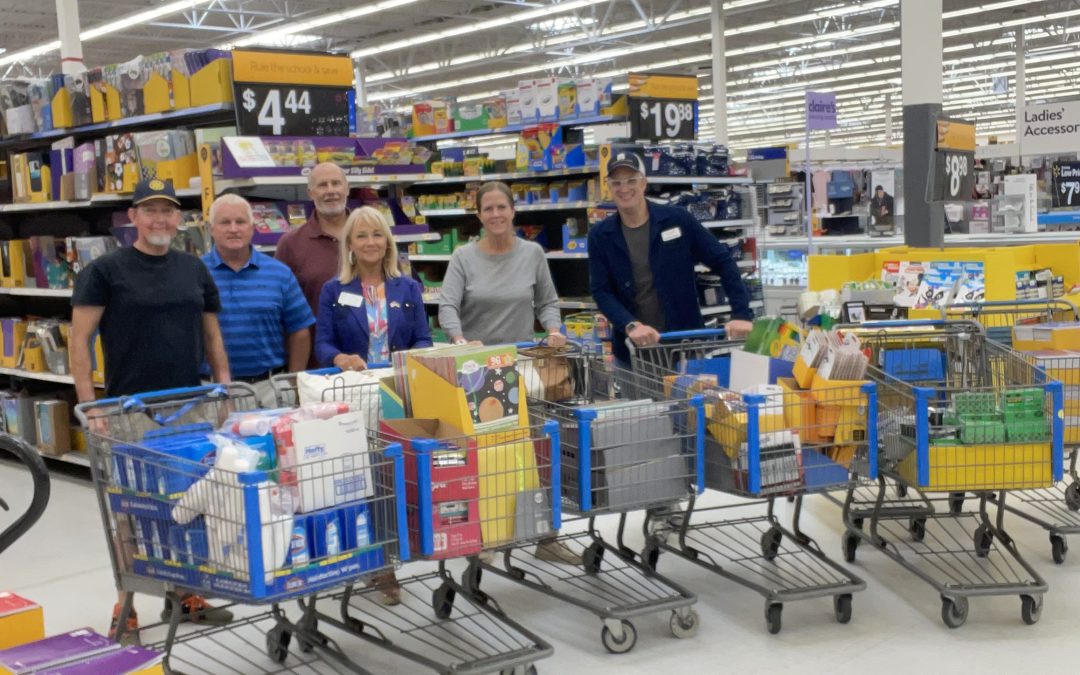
left=805, top=91, right=837, bottom=130
left=1018, top=100, right=1080, bottom=156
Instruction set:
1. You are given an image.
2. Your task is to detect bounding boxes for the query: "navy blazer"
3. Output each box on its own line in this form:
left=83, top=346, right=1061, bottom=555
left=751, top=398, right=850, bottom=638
left=588, top=202, right=753, bottom=364
left=315, top=275, right=433, bottom=367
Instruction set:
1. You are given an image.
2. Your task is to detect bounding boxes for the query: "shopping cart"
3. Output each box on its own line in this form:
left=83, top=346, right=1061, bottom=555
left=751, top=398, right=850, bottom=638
left=467, top=344, right=701, bottom=654
left=835, top=319, right=1063, bottom=628
left=0, top=433, right=50, bottom=556
left=940, top=299, right=1080, bottom=563
left=75, top=383, right=409, bottom=674
left=630, top=329, right=874, bottom=635
left=271, top=369, right=555, bottom=675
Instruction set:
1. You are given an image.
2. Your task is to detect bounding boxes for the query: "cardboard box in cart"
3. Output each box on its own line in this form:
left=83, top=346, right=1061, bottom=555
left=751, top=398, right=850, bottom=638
left=0, top=593, right=44, bottom=651
left=279, top=410, right=375, bottom=513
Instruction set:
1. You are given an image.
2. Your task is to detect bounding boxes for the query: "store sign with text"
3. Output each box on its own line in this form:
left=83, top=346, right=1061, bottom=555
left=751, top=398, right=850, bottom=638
left=1052, top=161, right=1080, bottom=208
left=1018, top=100, right=1080, bottom=156
left=232, top=48, right=354, bottom=137
left=805, top=91, right=837, bottom=130
left=929, top=117, right=975, bottom=201
left=628, top=72, right=698, bottom=141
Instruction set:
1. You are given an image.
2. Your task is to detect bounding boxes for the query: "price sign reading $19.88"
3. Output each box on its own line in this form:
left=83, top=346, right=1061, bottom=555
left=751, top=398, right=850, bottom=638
left=630, top=97, right=697, bottom=141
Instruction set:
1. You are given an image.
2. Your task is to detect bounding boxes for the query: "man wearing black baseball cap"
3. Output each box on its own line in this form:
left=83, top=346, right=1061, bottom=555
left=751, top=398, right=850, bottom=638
left=71, top=178, right=233, bottom=640
left=588, top=150, right=754, bottom=367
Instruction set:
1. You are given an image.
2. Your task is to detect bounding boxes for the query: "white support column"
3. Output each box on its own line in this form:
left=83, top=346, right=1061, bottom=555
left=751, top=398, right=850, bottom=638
left=901, top=0, right=943, bottom=108
left=354, top=61, right=367, bottom=107
left=710, top=0, right=727, bottom=145
left=55, top=0, right=85, bottom=75
left=1015, top=29, right=1025, bottom=162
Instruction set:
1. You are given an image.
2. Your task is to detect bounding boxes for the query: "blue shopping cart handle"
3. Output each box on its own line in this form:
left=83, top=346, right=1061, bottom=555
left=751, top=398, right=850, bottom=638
left=657, top=329, right=727, bottom=341
left=93, top=384, right=229, bottom=409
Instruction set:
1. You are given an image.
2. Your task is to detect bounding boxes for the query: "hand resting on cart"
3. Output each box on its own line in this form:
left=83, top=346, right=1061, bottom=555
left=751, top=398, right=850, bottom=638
left=724, top=319, right=753, bottom=340
left=332, top=353, right=368, bottom=372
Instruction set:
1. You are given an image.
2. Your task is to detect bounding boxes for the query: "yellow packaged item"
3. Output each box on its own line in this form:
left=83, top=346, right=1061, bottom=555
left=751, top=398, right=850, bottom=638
left=0, top=592, right=44, bottom=650
left=476, top=430, right=541, bottom=546
left=778, top=378, right=818, bottom=444
left=810, top=373, right=869, bottom=406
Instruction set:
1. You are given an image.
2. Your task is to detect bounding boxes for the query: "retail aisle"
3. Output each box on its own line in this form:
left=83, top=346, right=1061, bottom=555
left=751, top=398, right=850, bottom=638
left=1, top=459, right=1076, bottom=674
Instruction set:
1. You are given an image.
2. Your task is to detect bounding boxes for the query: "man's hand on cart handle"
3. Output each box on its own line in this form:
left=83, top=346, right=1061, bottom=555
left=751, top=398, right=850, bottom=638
left=87, top=415, right=109, bottom=436
left=724, top=319, right=753, bottom=340
left=333, top=353, right=368, bottom=372
left=627, top=322, right=661, bottom=347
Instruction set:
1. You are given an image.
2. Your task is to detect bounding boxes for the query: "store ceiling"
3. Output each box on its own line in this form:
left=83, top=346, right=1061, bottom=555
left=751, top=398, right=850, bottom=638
left=2, top=0, right=1078, bottom=152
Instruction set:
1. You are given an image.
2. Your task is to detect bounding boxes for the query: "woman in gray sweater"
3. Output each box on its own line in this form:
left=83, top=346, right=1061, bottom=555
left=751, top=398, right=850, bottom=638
left=439, top=181, right=567, bottom=348
left=438, top=181, right=576, bottom=565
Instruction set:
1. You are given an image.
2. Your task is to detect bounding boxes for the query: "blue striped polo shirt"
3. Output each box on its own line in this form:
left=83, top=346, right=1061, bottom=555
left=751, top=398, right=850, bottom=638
left=202, top=246, right=315, bottom=377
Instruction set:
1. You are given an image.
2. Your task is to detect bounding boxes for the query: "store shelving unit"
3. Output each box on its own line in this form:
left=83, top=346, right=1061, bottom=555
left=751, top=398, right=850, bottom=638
left=214, top=173, right=443, bottom=193
left=414, top=167, right=598, bottom=186
left=410, top=113, right=628, bottom=143
left=419, top=200, right=599, bottom=217
left=0, top=188, right=203, bottom=213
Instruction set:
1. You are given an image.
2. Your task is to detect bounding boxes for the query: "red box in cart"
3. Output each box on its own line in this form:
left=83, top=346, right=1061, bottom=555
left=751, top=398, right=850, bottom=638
left=406, top=498, right=483, bottom=559
left=379, top=418, right=480, bottom=504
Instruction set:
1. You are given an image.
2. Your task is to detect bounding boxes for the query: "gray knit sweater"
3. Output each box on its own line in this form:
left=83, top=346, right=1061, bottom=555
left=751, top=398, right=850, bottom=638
left=437, top=239, right=561, bottom=345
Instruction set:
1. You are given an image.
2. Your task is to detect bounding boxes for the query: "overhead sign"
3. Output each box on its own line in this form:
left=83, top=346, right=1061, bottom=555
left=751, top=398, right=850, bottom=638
left=805, top=91, right=837, bottom=130
left=628, top=72, right=698, bottom=100
left=232, top=48, right=354, bottom=137
left=1018, top=100, right=1080, bottom=156
left=1052, top=161, right=1080, bottom=209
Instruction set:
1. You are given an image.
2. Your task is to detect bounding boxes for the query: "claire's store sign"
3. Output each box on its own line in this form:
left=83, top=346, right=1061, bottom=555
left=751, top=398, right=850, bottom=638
left=1018, top=100, right=1080, bottom=156
left=805, top=91, right=837, bottom=131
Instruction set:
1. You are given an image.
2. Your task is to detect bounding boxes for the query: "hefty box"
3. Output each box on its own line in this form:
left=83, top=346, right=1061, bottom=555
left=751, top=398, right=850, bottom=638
left=280, top=410, right=375, bottom=513
left=378, top=418, right=479, bottom=504
left=0, top=593, right=44, bottom=651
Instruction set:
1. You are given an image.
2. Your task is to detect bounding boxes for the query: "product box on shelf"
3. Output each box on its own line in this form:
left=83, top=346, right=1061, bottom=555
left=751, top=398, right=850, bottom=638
left=517, top=80, right=537, bottom=124
left=36, top=400, right=72, bottom=457
left=517, top=125, right=584, bottom=172
left=483, top=96, right=508, bottom=129
left=1, top=240, right=34, bottom=289
left=134, top=130, right=198, bottom=188
left=188, top=55, right=233, bottom=107
left=533, top=77, right=560, bottom=122
left=562, top=219, right=587, bottom=253
left=143, top=51, right=193, bottom=114
left=557, top=80, right=577, bottom=120
left=451, top=102, right=489, bottom=132
left=0, top=592, right=44, bottom=651
left=220, top=136, right=430, bottom=178
left=27, top=78, right=55, bottom=133
left=505, top=90, right=523, bottom=126
left=0, top=319, right=27, bottom=369
left=0, top=81, right=35, bottom=135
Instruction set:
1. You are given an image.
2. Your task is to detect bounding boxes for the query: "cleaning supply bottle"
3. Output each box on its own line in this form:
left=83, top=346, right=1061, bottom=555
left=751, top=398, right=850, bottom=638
left=326, top=519, right=341, bottom=556
left=355, top=509, right=370, bottom=547
left=289, top=523, right=309, bottom=566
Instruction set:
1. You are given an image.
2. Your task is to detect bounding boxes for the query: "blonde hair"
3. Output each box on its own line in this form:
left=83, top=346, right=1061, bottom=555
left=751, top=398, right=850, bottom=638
left=337, top=206, right=401, bottom=284
left=208, top=193, right=253, bottom=225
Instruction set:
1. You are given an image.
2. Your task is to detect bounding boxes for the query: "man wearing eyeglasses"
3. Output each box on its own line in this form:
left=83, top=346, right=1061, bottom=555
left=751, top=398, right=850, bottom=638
left=71, top=178, right=233, bottom=640
left=588, top=152, right=754, bottom=367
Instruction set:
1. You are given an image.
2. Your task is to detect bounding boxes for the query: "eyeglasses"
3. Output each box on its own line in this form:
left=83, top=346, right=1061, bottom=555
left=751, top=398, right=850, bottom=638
left=606, top=177, right=642, bottom=189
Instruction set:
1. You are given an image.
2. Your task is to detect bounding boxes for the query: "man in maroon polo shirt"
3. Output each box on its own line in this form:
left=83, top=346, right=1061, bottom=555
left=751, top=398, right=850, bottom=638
left=276, top=162, right=350, bottom=316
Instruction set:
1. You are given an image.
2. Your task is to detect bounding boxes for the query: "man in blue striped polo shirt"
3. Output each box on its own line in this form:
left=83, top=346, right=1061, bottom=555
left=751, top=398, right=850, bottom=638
left=203, top=194, right=315, bottom=405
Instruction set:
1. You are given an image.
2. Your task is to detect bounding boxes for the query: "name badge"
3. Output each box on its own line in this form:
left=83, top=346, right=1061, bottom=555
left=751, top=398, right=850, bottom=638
left=661, top=227, right=682, bottom=242
left=338, top=291, right=364, bottom=308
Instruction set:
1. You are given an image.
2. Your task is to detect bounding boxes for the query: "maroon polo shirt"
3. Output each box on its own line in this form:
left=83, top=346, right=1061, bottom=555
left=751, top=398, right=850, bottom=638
left=275, top=212, right=342, bottom=317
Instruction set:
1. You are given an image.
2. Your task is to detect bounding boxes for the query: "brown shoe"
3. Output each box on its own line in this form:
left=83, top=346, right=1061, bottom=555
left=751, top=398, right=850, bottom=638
left=369, top=572, right=401, bottom=606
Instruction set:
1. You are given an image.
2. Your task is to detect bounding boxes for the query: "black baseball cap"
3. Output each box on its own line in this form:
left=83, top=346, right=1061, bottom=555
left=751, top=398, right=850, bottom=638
left=132, top=178, right=180, bottom=206
left=606, top=151, right=646, bottom=176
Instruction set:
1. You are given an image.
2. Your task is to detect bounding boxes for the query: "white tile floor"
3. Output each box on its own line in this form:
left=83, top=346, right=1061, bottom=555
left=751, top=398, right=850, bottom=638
left=2, top=459, right=1079, bottom=674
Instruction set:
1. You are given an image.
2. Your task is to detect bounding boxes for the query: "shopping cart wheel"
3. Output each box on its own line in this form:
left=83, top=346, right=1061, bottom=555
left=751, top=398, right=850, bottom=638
left=600, top=620, right=637, bottom=654
left=432, top=582, right=456, bottom=620
left=297, top=621, right=328, bottom=653
left=842, top=533, right=859, bottom=563
left=852, top=517, right=865, bottom=531
left=1020, top=595, right=1043, bottom=625
left=463, top=563, right=488, bottom=603
left=973, top=525, right=993, bottom=557
left=499, top=665, right=538, bottom=675
left=265, top=626, right=291, bottom=664
left=765, top=603, right=783, bottom=635
left=761, top=526, right=783, bottom=562
left=669, top=609, right=699, bottom=638
left=1065, top=482, right=1080, bottom=512
left=909, top=518, right=927, bottom=542
left=949, top=493, right=965, bottom=515
left=940, top=596, right=969, bottom=629
left=583, top=542, right=605, bottom=575
left=1051, top=534, right=1069, bottom=564
left=833, top=594, right=853, bottom=624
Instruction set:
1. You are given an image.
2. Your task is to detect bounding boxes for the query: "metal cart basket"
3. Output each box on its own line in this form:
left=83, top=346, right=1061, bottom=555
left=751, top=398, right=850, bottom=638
left=75, top=383, right=409, bottom=674
left=630, top=329, right=874, bottom=635
left=836, top=319, right=1064, bottom=628
left=941, top=299, right=1080, bottom=564
left=272, top=370, right=555, bottom=674
left=469, top=345, right=702, bottom=654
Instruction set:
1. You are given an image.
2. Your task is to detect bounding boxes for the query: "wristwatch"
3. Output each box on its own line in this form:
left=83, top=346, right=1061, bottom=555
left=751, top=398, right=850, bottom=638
left=625, top=321, right=641, bottom=333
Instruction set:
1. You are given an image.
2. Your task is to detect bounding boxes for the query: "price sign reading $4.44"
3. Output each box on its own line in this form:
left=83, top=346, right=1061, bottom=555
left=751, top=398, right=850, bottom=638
left=235, top=84, right=351, bottom=137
